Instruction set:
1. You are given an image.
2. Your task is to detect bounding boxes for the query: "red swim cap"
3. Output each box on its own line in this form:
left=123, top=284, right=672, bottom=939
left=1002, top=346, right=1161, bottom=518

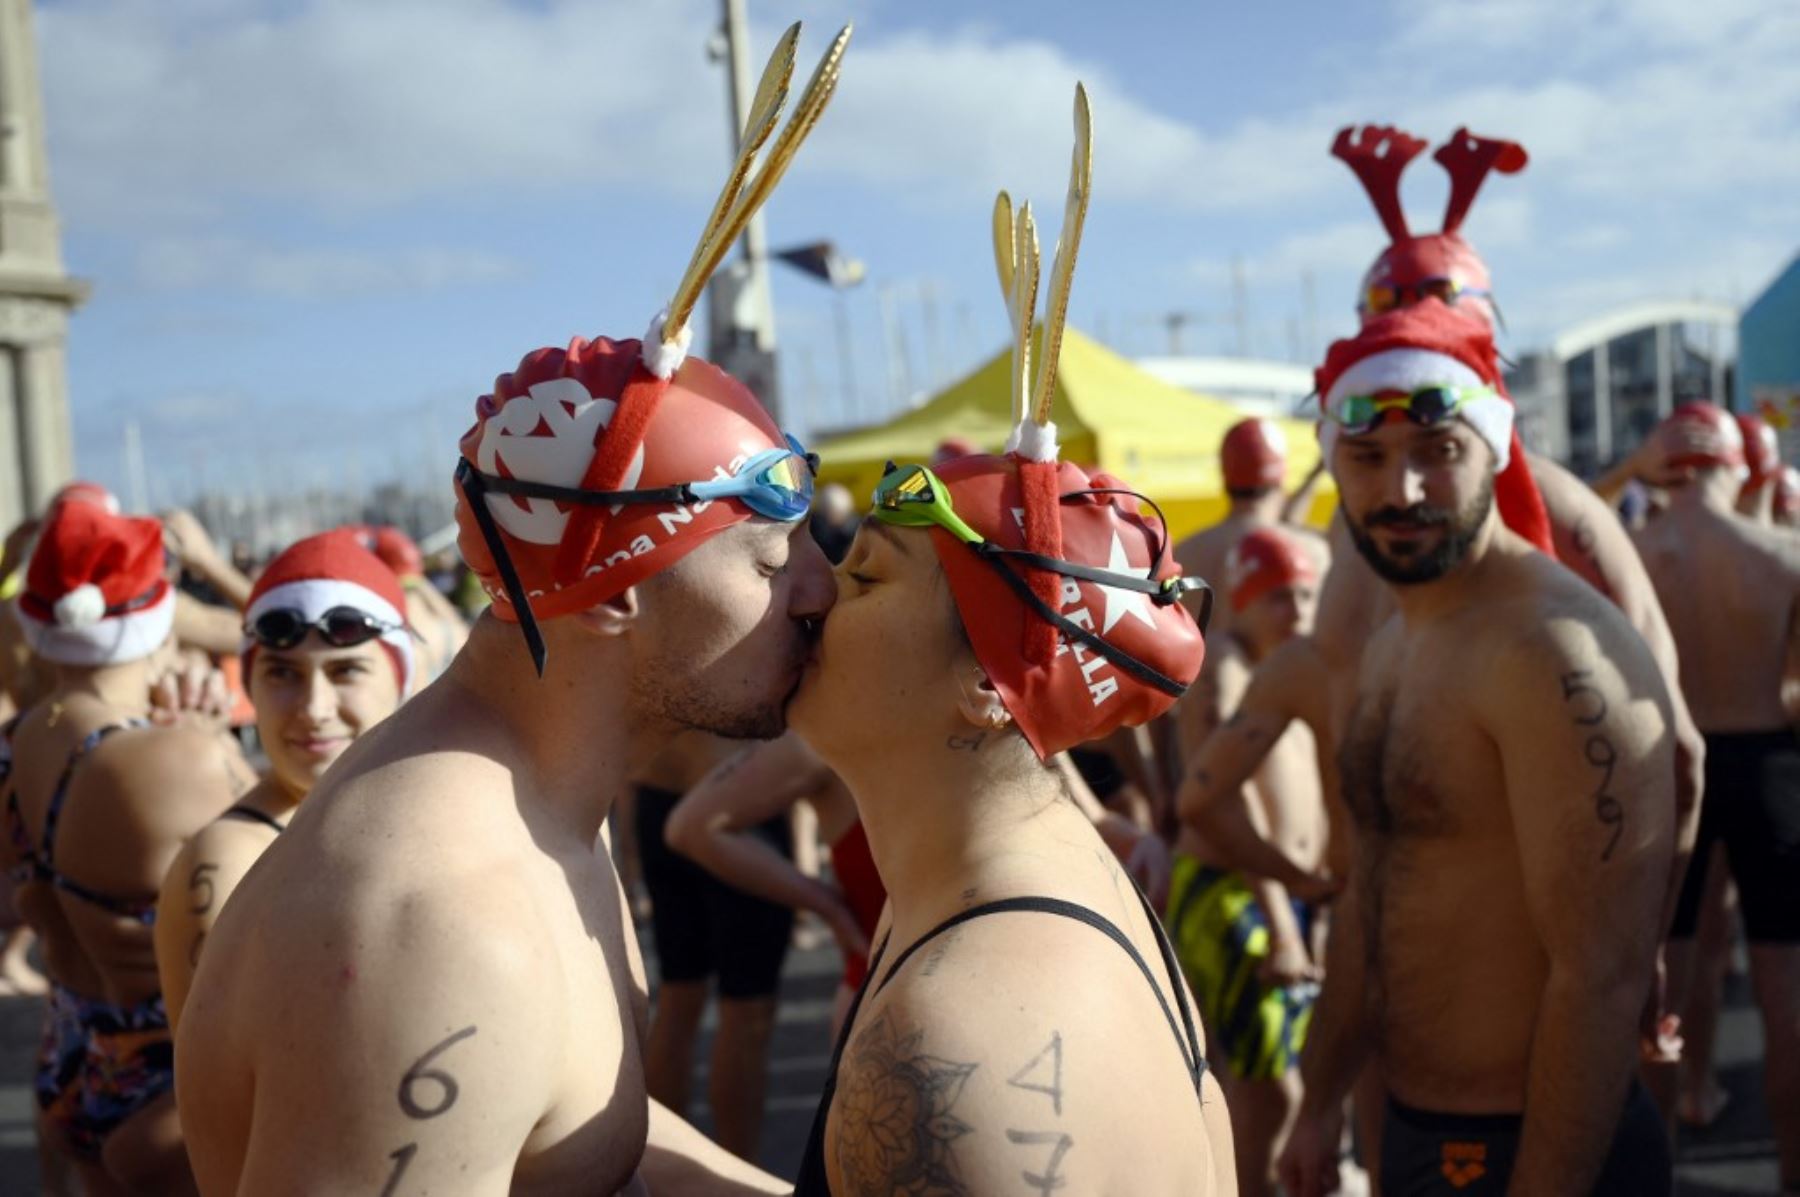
left=1736, top=411, right=1780, bottom=489
left=931, top=454, right=1205, bottom=759
left=1227, top=526, right=1317, bottom=612
left=1221, top=418, right=1288, bottom=492
left=1658, top=401, right=1746, bottom=474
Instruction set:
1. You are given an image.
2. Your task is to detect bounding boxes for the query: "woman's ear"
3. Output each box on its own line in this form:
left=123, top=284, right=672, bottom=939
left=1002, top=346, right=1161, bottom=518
left=954, top=664, right=1013, bottom=731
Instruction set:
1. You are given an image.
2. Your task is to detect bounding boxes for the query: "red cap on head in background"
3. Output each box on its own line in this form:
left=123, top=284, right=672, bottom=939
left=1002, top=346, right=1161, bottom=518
left=1657, top=401, right=1746, bottom=475
left=16, top=503, right=173, bottom=666
left=49, top=482, right=121, bottom=516
left=1314, top=299, right=1555, bottom=555
left=244, top=530, right=415, bottom=694
left=1735, top=410, right=1780, bottom=490
left=1227, top=526, right=1317, bottom=612
left=1221, top=418, right=1288, bottom=493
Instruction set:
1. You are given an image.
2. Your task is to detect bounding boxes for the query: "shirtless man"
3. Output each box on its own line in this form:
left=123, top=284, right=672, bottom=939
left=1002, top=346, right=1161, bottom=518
left=1278, top=301, right=1676, bottom=1196
left=1169, top=526, right=1327, bottom=1195
left=1635, top=401, right=1800, bottom=1192
left=175, top=27, right=847, bottom=1193
left=1174, top=416, right=1328, bottom=636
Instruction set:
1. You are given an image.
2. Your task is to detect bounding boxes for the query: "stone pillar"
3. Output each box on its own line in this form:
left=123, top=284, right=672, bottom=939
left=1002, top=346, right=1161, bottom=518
left=0, top=0, right=88, bottom=528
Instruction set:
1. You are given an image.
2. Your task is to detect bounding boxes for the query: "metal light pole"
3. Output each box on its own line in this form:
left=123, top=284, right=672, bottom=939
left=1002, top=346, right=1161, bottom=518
left=706, top=0, right=783, bottom=420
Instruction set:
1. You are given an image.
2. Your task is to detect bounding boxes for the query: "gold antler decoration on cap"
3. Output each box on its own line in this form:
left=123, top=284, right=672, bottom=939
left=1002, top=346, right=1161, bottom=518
left=1030, top=82, right=1091, bottom=429
left=654, top=22, right=853, bottom=374
left=992, top=82, right=1091, bottom=459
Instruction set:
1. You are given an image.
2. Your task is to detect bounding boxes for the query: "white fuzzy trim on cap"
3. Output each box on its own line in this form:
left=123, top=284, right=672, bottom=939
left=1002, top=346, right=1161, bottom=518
left=640, top=309, right=693, bottom=381
left=245, top=578, right=415, bottom=695
left=1013, top=420, right=1060, bottom=463
left=54, top=584, right=106, bottom=628
left=17, top=587, right=175, bottom=667
left=1320, top=347, right=1512, bottom=472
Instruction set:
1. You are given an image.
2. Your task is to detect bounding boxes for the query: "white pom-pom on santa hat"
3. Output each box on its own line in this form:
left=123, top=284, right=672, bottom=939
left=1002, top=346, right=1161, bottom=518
left=54, top=583, right=106, bottom=628
left=640, top=310, right=693, bottom=381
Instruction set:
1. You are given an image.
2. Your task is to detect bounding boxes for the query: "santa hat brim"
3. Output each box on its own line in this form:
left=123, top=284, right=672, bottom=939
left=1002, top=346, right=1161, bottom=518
left=1317, top=347, right=1513, bottom=471
left=242, top=577, right=415, bottom=695
left=15, top=587, right=176, bottom=667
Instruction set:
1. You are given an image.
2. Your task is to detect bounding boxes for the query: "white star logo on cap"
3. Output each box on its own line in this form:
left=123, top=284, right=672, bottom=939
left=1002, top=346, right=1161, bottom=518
left=1099, top=531, right=1158, bottom=634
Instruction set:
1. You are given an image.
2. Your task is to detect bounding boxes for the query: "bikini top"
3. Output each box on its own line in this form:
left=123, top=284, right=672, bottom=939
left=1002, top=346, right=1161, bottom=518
left=29, top=721, right=158, bottom=924
left=792, top=885, right=1205, bottom=1196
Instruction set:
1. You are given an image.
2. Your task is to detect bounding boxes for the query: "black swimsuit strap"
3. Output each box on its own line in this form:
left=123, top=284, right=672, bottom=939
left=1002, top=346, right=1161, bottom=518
left=872, top=895, right=1204, bottom=1092
left=220, top=805, right=287, bottom=834
left=41, top=722, right=145, bottom=865
left=40, top=721, right=157, bottom=923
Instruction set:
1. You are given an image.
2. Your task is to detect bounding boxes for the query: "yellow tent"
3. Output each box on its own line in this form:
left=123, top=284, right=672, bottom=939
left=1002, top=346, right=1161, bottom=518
left=815, top=328, right=1332, bottom=540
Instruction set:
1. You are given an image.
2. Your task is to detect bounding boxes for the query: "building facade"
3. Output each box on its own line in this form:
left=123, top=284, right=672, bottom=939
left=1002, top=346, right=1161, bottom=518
left=1505, top=301, right=1736, bottom=478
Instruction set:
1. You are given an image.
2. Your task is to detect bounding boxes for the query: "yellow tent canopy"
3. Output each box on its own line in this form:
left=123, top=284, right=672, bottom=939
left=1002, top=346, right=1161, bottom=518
left=815, top=327, right=1331, bottom=540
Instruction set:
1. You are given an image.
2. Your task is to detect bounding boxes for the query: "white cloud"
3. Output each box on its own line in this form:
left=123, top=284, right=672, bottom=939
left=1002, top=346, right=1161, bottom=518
left=134, top=237, right=525, bottom=297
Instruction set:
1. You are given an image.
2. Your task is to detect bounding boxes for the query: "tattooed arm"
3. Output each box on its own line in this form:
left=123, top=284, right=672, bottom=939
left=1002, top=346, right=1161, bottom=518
left=1485, top=613, right=1675, bottom=1196
left=156, top=819, right=267, bottom=1032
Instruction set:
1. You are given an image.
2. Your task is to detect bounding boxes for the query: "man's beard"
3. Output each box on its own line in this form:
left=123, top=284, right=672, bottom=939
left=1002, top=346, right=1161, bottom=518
left=1346, top=476, right=1493, bottom=586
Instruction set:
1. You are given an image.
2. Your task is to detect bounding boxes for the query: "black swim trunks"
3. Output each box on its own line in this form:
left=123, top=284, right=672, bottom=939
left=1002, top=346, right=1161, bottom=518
left=1670, top=728, right=1800, bottom=943
left=1381, top=1080, right=1669, bottom=1196
left=633, top=785, right=794, bottom=999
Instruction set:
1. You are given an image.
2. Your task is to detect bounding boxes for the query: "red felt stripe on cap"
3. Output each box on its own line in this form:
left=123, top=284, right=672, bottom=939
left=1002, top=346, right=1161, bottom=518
left=554, top=366, right=669, bottom=586
left=1017, top=458, right=1064, bottom=666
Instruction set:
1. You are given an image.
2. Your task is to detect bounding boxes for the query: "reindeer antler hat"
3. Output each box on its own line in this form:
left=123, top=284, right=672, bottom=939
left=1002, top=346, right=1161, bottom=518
left=884, top=86, right=1208, bottom=758
left=454, top=23, right=850, bottom=674
left=1332, top=124, right=1526, bottom=327
left=1329, top=123, right=1554, bottom=555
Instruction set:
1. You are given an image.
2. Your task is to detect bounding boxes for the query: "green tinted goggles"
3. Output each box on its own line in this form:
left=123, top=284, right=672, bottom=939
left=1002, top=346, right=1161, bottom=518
left=870, top=461, right=1212, bottom=697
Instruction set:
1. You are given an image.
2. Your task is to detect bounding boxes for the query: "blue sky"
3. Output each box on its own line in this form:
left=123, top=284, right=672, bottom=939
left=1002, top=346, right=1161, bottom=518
left=36, top=0, right=1799, bottom=506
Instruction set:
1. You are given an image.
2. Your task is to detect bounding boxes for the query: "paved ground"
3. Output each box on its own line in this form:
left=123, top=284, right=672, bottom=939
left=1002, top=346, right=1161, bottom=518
left=0, top=935, right=1779, bottom=1193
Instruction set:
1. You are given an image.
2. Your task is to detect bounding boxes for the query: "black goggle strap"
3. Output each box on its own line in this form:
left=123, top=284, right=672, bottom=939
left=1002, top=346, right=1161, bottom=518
left=971, top=544, right=1189, bottom=699
left=456, top=459, right=548, bottom=677
left=1053, top=486, right=1213, bottom=625
left=470, top=472, right=698, bottom=508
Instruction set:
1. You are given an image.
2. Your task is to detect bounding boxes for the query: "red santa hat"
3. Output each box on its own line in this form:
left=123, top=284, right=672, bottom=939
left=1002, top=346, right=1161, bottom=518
left=243, top=530, right=415, bottom=694
left=1221, top=418, right=1288, bottom=493
left=1658, top=401, right=1746, bottom=476
left=356, top=525, right=427, bottom=580
left=15, top=502, right=174, bottom=666
left=918, top=84, right=1206, bottom=759
left=452, top=22, right=851, bottom=675
left=1315, top=300, right=1556, bottom=555
left=1333, top=124, right=1526, bottom=331
left=1735, top=410, right=1780, bottom=490
left=1227, top=526, right=1317, bottom=613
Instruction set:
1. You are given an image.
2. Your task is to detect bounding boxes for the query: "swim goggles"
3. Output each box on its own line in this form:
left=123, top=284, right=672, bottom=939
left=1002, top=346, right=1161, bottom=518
left=871, top=461, right=1211, bottom=698
left=247, top=605, right=402, bottom=651
left=1323, top=384, right=1496, bottom=438
left=1362, top=276, right=1493, bottom=316
left=457, top=433, right=818, bottom=675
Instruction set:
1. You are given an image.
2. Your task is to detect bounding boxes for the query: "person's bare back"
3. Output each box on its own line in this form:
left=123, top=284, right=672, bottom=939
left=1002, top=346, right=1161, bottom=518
left=1636, top=499, right=1800, bottom=733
